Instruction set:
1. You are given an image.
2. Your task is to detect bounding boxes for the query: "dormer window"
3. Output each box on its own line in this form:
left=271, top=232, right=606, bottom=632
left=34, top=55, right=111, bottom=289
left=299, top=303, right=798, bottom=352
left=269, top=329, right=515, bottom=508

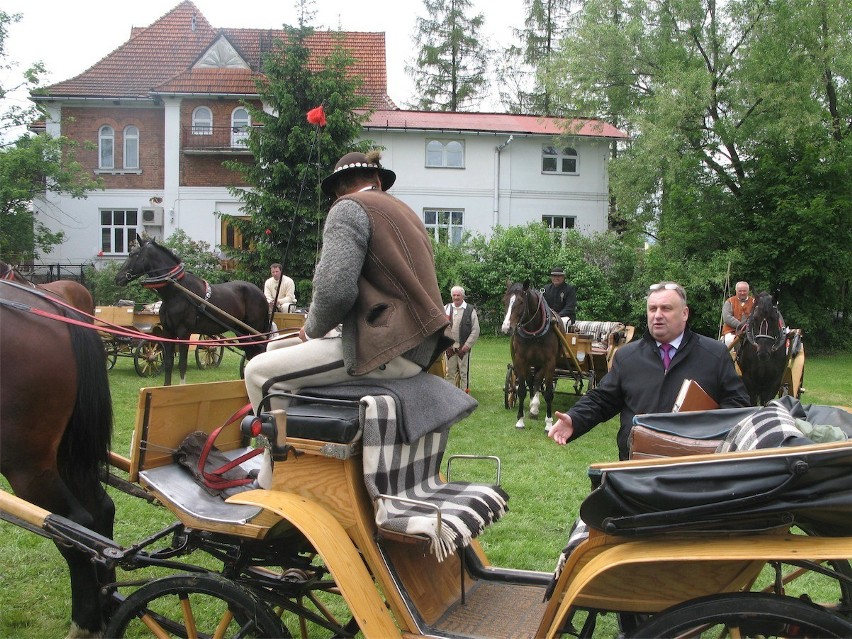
left=426, top=139, right=464, bottom=168
left=99, top=125, right=114, bottom=169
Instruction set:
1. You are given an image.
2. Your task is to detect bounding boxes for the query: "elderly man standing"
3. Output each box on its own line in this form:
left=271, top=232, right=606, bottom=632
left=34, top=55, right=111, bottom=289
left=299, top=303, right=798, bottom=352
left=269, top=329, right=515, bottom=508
left=244, top=150, right=451, bottom=412
left=721, top=281, right=755, bottom=347
left=443, top=286, right=480, bottom=392
left=548, top=281, right=749, bottom=459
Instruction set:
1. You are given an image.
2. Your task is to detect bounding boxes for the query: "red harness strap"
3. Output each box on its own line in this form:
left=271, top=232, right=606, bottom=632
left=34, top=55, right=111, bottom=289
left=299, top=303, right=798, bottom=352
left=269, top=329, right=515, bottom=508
left=197, top=403, right=261, bottom=491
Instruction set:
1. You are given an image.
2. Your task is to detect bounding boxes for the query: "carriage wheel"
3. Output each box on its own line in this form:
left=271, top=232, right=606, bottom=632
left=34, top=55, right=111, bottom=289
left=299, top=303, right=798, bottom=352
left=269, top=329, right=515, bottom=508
left=504, top=365, right=517, bottom=409
left=749, top=524, right=852, bottom=619
left=103, top=340, right=118, bottom=370
left=195, top=334, right=224, bottom=369
left=134, top=340, right=164, bottom=377
left=105, top=573, right=288, bottom=638
left=627, top=592, right=852, bottom=638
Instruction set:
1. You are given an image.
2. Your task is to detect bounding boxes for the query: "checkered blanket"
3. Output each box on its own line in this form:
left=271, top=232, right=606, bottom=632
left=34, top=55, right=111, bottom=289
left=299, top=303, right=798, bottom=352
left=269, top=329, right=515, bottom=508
left=361, top=395, right=509, bottom=562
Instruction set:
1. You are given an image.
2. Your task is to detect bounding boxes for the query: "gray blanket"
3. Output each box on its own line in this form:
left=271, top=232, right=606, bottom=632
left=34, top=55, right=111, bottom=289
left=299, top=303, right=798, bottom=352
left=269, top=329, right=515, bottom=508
left=301, top=372, right=477, bottom=442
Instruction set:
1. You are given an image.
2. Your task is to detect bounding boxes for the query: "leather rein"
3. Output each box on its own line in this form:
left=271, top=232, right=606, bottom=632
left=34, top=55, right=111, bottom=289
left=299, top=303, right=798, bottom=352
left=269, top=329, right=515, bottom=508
left=514, top=289, right=552, bottom=339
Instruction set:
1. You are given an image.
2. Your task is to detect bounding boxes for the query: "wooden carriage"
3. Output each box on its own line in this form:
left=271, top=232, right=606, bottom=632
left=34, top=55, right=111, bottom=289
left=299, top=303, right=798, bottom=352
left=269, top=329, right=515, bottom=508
left=3, top=376, right=852, bottom=638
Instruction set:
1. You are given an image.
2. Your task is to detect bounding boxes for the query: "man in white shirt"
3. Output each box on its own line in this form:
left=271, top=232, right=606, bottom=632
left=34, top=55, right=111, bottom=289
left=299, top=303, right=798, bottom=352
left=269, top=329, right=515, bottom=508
left=444, top=286, right=481, bottom=392
left=263, top=263, right=296, bottom=313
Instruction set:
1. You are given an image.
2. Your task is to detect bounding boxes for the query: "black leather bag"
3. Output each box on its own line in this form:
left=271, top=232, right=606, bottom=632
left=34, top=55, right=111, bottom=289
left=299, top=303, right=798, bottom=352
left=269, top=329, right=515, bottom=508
left=581, top=444, right=852, bottom=537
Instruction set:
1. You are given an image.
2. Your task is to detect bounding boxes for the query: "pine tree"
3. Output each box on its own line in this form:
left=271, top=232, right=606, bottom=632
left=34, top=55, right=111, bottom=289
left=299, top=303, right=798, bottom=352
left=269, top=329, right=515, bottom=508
left=407, top=0, right=490, bottom=112
left=499, top=0, right=576, bottom=115
left=224, top=26, right=369, bottom=288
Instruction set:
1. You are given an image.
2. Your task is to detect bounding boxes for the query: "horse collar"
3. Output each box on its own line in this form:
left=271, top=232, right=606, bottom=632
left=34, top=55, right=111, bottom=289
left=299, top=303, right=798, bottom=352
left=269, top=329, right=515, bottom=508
left=203, top=280, right=212, bottom=301
left=141, top=263, right=186, bottom=289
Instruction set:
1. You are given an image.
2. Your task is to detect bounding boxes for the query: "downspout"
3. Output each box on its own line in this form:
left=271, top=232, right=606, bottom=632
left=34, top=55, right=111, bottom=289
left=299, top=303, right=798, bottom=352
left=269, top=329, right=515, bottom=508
left=493, top=135, right=514, bottom=228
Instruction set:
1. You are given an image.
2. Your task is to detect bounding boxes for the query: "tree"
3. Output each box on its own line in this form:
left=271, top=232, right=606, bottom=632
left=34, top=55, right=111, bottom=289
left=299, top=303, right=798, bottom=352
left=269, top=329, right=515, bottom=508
left=223, top=25, right=369, bottom=288
left=499, top=0, right=576, bottom=114
left=545, top=0, right=852, bottom=346
left=407, top=0, right=490, bottom=111
left=0, top=11, right=101, bottom=263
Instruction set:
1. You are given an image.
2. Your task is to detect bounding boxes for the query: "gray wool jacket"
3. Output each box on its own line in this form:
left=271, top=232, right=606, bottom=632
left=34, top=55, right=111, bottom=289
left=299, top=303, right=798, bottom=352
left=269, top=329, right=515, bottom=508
left=305, top=190, right=450, bottom=375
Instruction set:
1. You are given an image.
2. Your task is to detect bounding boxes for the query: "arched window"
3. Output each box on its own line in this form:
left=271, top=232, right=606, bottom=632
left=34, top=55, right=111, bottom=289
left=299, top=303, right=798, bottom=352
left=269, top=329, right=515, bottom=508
left=541, top=145, right=579, bottom=174
left=192, top=106, right=213, bottom=135
left=231, top=107, right=250, bottom=147
left=99, top=125, right=114, bottom=169
left=425, top=139, right=465, bottom=168
left=123, top=125, right=139, bottom=169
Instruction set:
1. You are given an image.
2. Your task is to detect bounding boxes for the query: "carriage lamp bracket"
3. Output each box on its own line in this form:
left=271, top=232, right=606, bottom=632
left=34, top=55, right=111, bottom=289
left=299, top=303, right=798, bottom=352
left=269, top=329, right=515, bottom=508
left=241, top=409, right=291, bottom=459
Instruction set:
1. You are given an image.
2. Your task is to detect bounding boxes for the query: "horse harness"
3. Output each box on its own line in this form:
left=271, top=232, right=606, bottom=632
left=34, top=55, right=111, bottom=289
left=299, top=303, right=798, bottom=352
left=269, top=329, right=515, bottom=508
left=742, top=315, right=787, bottom=355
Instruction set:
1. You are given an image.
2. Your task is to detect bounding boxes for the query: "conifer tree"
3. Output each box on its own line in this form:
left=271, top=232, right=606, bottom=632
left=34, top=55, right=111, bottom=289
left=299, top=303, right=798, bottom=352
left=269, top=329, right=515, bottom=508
left=224, top=26, right=369, bottom=287
left=499, top=0, right=575, bottom=114
left=407, top=0, right=490, bottom=111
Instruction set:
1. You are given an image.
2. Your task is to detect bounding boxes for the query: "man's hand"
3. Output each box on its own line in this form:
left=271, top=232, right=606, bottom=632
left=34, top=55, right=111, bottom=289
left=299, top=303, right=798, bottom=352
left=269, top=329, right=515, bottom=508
left=298, top=326, right=309, bottom=342
left=548, top=411, right=574, bottom=445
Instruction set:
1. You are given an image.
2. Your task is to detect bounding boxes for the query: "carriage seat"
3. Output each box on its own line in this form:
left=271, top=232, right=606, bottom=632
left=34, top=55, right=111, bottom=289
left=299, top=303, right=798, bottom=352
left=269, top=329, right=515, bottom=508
left=571, top=320, right=627, bottom=351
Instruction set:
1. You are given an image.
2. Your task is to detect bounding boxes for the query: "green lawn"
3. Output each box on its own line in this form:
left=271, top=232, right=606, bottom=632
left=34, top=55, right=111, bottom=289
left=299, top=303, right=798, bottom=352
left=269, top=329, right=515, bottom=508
left=1, top=336, right=849, bottom=637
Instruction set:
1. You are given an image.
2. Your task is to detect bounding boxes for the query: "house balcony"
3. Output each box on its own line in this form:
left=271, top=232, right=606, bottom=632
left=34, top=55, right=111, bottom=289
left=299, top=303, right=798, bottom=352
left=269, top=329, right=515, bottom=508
left=182, top=126, right=261, bottom=155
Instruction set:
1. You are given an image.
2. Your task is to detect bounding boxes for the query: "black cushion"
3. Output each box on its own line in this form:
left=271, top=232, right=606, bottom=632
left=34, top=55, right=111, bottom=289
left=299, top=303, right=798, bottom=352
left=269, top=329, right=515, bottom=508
left=285, top=403, right=361, bottom=443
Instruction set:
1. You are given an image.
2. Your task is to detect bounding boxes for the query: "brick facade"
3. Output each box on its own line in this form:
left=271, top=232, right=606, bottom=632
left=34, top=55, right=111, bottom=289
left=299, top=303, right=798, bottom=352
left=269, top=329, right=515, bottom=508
left=62, top=106, right=165, bottom=190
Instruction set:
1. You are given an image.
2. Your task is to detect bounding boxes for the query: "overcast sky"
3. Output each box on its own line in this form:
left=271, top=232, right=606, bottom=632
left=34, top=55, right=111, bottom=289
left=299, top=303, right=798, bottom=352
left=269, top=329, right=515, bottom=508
left=2, top=0, right=526, bottom=115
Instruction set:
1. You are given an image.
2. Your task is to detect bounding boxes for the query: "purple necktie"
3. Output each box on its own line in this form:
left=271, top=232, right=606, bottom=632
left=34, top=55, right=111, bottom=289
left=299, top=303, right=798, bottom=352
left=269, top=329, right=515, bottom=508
left=660, top=343, right=673, bottom=370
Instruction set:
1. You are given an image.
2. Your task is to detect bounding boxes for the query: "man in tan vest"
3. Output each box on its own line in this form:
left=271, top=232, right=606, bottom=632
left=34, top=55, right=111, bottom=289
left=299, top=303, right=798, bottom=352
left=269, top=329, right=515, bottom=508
left=244, top=151, right=451, bottom=412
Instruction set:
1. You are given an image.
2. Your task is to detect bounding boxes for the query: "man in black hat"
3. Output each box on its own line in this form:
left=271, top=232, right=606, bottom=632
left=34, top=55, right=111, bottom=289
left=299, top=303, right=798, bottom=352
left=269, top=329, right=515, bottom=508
left=543, top=266, right=577, bottom=329
left=244, top=150, right=452, bottom=412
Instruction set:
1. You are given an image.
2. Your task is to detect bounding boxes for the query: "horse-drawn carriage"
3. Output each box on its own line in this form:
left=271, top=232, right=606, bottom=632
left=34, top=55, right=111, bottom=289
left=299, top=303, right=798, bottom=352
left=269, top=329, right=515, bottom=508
left=502, top=280, right=634, bottom=431
left=3, top=364, right=852, bottom=637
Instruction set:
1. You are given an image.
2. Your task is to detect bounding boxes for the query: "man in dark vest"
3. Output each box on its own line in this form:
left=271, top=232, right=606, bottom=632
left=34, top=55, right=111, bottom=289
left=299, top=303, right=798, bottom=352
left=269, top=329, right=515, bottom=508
left=244, top=150, right=452, bottom=411
left=443, top=286, right=481, bottom=391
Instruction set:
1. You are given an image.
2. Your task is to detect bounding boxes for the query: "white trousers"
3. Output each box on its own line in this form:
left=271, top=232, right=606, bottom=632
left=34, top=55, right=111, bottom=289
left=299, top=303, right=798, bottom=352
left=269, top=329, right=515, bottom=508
left=244, top=332, right=422, bottom=412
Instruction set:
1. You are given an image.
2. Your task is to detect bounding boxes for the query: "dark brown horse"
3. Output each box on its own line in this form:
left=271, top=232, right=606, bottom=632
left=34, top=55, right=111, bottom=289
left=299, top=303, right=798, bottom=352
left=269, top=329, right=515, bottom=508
left=501, top=281, right=561, bottom=431
left=0, top=280, right=114, bottom=637
left=114, top=238, right=269, bottom=385
left=739, top=291, right=788, bottom=405
left=0, top=260, right=94, bottom=317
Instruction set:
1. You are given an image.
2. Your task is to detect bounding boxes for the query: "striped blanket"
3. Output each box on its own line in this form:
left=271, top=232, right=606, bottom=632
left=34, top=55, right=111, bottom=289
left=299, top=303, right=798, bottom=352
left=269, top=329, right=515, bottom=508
left=361, top=395, right=509, bottom=562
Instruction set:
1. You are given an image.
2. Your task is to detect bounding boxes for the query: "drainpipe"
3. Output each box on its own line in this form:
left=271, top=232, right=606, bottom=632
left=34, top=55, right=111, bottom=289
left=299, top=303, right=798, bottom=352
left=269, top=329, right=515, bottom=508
left=493, top=136, right=514, bottom=228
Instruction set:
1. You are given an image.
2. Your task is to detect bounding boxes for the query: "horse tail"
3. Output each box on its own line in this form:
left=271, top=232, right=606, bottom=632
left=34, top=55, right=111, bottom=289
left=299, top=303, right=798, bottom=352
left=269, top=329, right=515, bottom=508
left=58, top=314, right=113, bottom=485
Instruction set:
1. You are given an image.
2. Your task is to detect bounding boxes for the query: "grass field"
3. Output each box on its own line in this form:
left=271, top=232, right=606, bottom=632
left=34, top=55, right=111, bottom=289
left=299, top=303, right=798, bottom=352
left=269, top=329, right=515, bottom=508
left=1, top=336, right=849, bottom=637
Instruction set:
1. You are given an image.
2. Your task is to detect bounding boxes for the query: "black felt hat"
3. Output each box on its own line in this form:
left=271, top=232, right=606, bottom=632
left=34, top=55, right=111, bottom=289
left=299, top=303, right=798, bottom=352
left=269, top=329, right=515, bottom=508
left=321, top=151, right=396, bottom=196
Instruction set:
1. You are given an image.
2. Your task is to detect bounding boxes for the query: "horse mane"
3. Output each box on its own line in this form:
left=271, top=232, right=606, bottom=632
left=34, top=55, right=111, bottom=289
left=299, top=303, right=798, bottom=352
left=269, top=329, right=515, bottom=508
left=147, top=238, right=183, bottom=265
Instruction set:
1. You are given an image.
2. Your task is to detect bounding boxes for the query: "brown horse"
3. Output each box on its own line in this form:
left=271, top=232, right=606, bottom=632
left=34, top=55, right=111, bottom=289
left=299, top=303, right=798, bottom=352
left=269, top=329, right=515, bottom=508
left=738, top=291, right=788, bottom=405
left=501, top=281, right=561, bottom=431
left=0, top=280, right=114, bottom=637
left=114, top=238, right=269, bottom=385
left=0, top=261, right=94, bottom=317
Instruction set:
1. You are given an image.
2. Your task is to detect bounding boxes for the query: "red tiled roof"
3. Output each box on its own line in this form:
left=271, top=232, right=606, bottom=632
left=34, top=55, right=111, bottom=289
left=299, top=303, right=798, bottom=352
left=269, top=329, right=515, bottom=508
left=39, top=0, right=392, bottom=109
left=363, top=110, right=629, bottom=139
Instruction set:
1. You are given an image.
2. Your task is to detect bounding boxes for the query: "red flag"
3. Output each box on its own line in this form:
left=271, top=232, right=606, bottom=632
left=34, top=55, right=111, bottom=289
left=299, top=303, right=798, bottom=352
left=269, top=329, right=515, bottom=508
left=306, top=105, right=326, bottom=126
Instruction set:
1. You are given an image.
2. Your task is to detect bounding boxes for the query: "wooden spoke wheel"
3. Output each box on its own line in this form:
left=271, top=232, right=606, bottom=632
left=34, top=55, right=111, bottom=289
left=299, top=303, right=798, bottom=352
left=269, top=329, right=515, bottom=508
left=195, top=334, right=224, bottom=369
left=134, top=340, right=164, bottom=377
left=504, top=364, right=517, bottom=409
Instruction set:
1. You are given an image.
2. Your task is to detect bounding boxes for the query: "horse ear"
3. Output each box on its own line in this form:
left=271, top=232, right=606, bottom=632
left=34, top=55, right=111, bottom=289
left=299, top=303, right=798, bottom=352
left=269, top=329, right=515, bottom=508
left=522, top=280, right=530, bottom=290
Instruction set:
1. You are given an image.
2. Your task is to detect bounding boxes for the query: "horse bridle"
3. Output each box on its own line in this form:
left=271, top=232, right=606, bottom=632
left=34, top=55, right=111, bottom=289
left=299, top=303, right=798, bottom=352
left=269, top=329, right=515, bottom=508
left=744, top=317, right=787, bottom=354
left=514, top=289, right=551, bottom=338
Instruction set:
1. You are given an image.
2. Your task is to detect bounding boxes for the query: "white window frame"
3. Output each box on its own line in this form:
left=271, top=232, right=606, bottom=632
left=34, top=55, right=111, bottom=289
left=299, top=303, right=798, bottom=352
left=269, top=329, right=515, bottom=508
left=425, top=139, right=465, bottom=168
left=100, top=209, right=139, bottom=255
left=424, top=208, right=465, bottom=244
left=98, top=125, right=114, bottom=169
left=192, top=106, right=213, bottom=135
left=123, top=125, right=139, bottom=170
left=542, top=145, right=579, bottom=175
left=231, top=107, right=250, bottom=147
left=542, top=215, right=576, bottom=243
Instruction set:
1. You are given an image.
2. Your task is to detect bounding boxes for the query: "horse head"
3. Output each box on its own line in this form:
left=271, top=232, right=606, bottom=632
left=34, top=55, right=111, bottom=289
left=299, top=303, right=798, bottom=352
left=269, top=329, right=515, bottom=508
left=114, top=238, right=182, bottom=285
left=744, top=291, right=786, bottom=360
left=501, top=280, right=542, bottom=335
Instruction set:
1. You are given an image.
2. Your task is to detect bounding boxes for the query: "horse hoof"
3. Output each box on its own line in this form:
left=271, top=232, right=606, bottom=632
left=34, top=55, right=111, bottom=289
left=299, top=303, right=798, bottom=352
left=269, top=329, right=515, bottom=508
left=515, top=421, right=525, bottom=430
